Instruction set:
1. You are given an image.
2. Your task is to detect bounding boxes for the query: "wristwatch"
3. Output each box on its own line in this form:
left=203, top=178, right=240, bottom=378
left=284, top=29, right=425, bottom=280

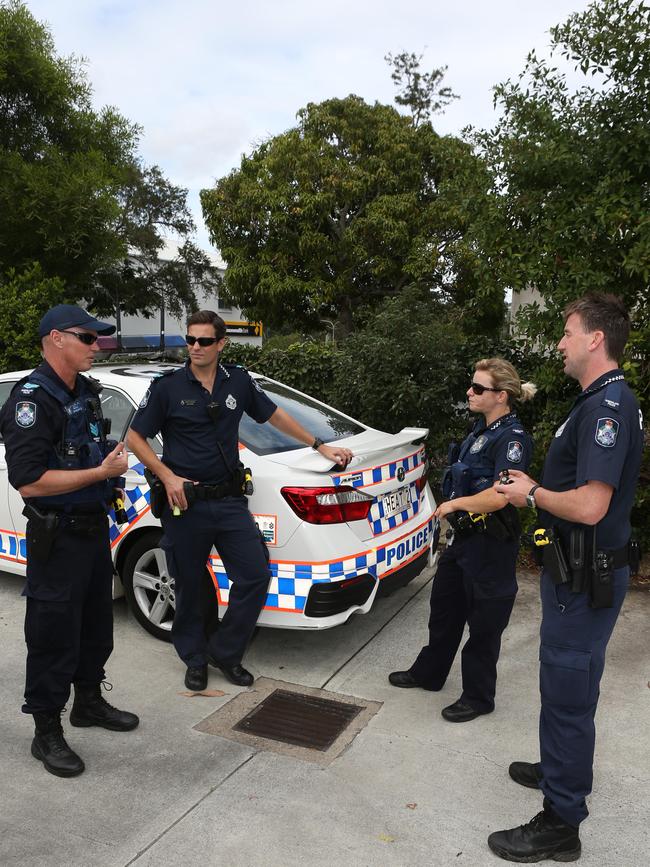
left=312, top=436, right=325, bottom=451
left=526, top=484, right=541, bottom=509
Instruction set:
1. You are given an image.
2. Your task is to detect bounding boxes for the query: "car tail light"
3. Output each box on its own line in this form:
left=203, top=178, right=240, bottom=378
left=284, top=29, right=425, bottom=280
left=415, top=473, right=428, bottom=496
left=281, top=485, right=373, bottom=524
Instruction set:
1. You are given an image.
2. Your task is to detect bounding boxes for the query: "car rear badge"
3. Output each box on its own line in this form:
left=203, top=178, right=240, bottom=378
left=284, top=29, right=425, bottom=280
left=396, top=466, right=406, bottom=482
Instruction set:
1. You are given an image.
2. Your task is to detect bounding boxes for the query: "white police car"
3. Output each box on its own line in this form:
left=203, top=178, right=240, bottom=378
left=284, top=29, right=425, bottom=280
left=0, top=364, right=439, bottom=640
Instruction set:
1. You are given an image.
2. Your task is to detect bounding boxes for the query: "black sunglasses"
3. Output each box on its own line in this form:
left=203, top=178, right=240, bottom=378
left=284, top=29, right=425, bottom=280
left=470, top=381, right=502, bottom=395
left=185, top=335, right=221, bottom=347
left=60, top=330, right=98, bottom=346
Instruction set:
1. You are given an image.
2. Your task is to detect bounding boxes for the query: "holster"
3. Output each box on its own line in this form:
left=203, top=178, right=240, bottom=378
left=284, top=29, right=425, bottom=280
left=589, top=531, right=614, bottom=609
left=534, top=527, right=570, bottom=586
left=22, top=504, right=59, bottom=560
left=143, top=468, right=166, bottom=519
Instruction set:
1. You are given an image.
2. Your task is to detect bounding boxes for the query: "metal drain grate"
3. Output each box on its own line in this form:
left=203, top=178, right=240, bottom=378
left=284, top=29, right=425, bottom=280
left=233, top=688, right=364, bottom=751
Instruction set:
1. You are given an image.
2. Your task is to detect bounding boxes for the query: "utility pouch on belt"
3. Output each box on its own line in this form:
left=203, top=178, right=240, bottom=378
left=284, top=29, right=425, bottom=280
left=534, top=527, right=570, bottom=585
left=143, top=468, right=166, bottom=519
left=22, top=503, right=59, bottom=560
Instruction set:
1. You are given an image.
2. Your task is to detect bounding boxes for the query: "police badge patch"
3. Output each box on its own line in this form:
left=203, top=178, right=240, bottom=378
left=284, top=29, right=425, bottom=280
left=139, top=390, right=150, bottom=409
left=595, top=417, right=619, bottom=448
left=16, top=401, right=36, bottom=428
left=506, top=440, right=523, bottom=463
left=469, top=435, right=487, bottom=454
left=226, top=394, right=237, bottom=410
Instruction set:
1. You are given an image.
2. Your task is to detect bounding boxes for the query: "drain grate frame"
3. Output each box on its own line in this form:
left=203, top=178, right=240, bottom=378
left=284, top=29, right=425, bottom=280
left=233, top=688, right=363, bottom=751
left=193, top=677, right=382, bottom=765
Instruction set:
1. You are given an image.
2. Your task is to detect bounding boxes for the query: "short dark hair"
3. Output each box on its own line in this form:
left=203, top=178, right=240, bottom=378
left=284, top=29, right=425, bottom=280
left=187, top=310, right=226, bottom=340
left=564, top=293, right=630, bottom=362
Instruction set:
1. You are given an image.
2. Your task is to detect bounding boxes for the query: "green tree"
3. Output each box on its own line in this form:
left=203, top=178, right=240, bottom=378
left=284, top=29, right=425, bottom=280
left=201, top=95, right=501, bottom=336
left=477, top=0, right=649, bottom=537
left=478, top=0, right=649, bottom=370
left=0, top=1, right=210, bottom=325
left=385, top=51, right=459, bottom=125
left=0, top=264, right=71, bottom=371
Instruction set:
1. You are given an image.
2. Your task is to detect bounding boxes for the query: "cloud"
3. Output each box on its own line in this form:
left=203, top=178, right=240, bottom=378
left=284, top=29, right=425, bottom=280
left=27, top=0, right=594, bottom=248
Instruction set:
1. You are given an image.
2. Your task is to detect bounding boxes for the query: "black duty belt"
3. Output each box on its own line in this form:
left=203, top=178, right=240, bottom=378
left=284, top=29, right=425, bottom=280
left=192, top=481, right=237, bottom=500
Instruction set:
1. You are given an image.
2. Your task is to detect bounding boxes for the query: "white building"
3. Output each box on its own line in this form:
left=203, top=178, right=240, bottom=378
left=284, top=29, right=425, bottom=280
left=101, top=241, right=263, bottom=352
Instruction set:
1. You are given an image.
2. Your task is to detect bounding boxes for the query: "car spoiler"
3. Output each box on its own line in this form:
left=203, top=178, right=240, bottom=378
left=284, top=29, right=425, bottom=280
left=268, top=427, right=429, bottom=471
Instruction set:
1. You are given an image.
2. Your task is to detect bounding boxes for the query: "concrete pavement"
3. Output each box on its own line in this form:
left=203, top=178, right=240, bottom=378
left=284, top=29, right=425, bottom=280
left=0, top=566, right=648, bottom=866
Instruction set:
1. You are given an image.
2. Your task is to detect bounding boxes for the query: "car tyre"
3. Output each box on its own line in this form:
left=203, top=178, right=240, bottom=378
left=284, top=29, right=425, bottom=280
left=121, top=531, right=175, bottom=642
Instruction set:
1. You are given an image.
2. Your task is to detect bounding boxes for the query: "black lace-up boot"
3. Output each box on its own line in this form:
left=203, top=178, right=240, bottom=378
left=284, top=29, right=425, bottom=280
left=32, top=711, right=85, bottom=777
left=488, top=800, right=581, bottom=862
left=70, top=683, right=139, bottom=731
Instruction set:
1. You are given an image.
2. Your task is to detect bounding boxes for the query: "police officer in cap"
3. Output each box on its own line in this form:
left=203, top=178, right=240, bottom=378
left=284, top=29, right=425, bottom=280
left=126, top=310, right=353, bottom=692
left=490, top=293, right=643, bottom=863
left=389, top=358, right=535, bottom=722
left=0, top=304, right=139, bottom=778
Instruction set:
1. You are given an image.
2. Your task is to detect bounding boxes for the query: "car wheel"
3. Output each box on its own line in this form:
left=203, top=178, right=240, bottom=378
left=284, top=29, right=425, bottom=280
left=121, top=531, right=175, bottom=642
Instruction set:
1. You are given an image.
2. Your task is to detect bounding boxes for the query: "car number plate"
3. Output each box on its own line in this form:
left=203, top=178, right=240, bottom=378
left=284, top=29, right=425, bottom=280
left=380, top=485, right=412, bottom=519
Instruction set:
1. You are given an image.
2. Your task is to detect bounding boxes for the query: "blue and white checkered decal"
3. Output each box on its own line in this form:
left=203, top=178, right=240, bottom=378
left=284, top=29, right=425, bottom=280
left=367, top=481, right=422, bottom=535
left=332, top=447, right=426, bottom=537
left=331, top=447, right=426, bottom=488
left=109, top=458, right=151, bottom=544
left=209, top=514, right=436, bottom=614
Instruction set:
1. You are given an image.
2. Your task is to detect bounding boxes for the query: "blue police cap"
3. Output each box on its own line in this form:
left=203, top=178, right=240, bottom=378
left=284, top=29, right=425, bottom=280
left=39, top=304, right=116, bottom=338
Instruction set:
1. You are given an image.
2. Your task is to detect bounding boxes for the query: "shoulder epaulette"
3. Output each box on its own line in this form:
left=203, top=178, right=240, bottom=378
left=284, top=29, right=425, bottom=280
left=222, top=362, right=246, bottom=370
left=601, top=381, right=622, bottom=412
left=149, top=368, right=178, bottom=385
left=81, top=374, right=103, bottom=395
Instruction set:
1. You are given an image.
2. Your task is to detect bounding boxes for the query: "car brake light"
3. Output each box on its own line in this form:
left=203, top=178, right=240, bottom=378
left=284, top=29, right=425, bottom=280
left=281, top=485, right=373, bottom=524
left=415, top=473, right=427, bottom=495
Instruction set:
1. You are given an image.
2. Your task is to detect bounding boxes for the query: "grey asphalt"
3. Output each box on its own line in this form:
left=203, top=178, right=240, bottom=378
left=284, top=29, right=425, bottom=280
left=0, top=566, right=648, bottom=867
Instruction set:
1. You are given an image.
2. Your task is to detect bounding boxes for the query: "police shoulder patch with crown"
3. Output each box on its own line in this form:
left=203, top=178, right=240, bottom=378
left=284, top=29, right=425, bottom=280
left=595, top=417, right=619, bottom=448
left=15, top=401, right=36, bottom=428
left=506, top=440, right=523, bottom=463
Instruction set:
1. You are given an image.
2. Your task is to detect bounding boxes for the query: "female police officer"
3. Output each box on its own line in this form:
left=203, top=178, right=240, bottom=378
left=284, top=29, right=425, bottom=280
left=389, top=358, right=536, bottom=722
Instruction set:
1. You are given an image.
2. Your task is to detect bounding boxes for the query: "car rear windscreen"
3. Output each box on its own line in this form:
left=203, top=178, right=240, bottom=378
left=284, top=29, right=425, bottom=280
left=240, top=380, right=364, bottom=455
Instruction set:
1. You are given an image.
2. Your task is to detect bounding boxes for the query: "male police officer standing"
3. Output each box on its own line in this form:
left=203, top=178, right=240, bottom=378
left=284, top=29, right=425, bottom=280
left=127, top=310, right=352, bottom=692
left=0, top=305, right=139, bottom=778
left=490, top=294, right=643, bottom=862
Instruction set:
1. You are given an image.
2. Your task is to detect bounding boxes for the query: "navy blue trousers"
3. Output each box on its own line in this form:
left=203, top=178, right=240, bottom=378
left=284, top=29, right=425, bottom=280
left=23, top=520, right=113, bottom=714
left=161, top=497, right=271, bottom=668
left=536, top=567, right=629, bottom=827
left=410, top=534, right=518, bottom=712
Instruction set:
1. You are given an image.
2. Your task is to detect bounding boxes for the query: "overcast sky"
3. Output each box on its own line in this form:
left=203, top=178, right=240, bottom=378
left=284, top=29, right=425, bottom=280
left=27, top=0, right=593, bottom=253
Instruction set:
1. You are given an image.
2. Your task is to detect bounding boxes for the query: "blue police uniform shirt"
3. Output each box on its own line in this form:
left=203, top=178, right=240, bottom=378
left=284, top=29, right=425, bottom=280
left=0, top=361, right=95, bottom=491
left=130, top=361, right=277, bottom=484
left=459, top=412, right=533, bottom=495
left=539, top=369, right=643, bottom=549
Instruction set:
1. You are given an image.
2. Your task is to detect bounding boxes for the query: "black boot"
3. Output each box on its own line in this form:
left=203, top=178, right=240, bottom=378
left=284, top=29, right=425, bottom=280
left=488, top=801, right=581, bottom=862
left=70, top=684, right=139, bottom=731
left=32, top=711, right=85, bottom=778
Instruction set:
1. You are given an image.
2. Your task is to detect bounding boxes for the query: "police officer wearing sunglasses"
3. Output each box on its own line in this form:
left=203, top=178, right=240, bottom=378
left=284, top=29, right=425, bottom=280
left=127, top=310, right=353, bottom=692
left=0, top=304, right=139, bottom=778
left=389, top=358, right=535, bottom=724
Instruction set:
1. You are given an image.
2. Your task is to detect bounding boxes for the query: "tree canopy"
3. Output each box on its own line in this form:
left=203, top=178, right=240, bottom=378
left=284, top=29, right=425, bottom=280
left=201, top=94, right=502, bottom=336
left=478, top=0, right=649, bottom=377
left=0, top=0, right=211, bottom=329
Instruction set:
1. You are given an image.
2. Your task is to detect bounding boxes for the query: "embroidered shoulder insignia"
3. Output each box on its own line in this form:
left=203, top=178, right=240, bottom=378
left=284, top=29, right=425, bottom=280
left=506, top=441, right=523, bottom=463
left=595, top=417, right=619, bottom=448
left=15, top=401, right=36, bottom=428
